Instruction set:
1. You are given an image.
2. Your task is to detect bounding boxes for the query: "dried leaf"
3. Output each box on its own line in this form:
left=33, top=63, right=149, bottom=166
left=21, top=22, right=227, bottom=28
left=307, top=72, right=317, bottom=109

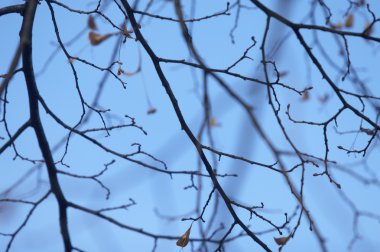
left=345, top=14, right=354, bottom=28
left=88, top=15, right=97, bottom=30
left=363, top=22, right=373, bottom=36
left=274, top=235, right=291, bottom=246
left=302, top=90, right=310, bottom=101
left=209, top=118, right=218, bottom=127
left=176, top=225, right=192, bottom=247
left=208, top=117, right=221, bottom=127
left=331, top=22, right=343, bottom=29
left=88, top=32, right=113, bottom=46
left=121, top=19, right=133, bottom=38
left=147, top=108, right=157, bottom=115
left=122, top=28, right=133, bottom=39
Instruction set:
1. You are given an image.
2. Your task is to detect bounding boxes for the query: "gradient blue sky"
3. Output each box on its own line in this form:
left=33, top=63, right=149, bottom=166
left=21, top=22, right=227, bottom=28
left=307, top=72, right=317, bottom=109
left=1, top=0, right=380, bottom=251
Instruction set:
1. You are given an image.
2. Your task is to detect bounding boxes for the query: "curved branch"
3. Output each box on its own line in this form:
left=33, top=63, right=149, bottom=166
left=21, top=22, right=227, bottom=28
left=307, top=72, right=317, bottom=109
left=0, top=4, right=25, bottom=16
left=21, top=1, right=72, bottom=251
left=0, top=120, right=30, bottom=154
left=120, top=0, right=272, bottom=251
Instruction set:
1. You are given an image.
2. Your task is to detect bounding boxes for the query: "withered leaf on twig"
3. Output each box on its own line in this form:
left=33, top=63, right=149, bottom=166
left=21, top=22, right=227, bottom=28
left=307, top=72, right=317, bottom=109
left=330, top=22, right=343, bottom=29
left=301, top=90, right=310, bottom=101
left=121, top=19, right=134, bottom=39
left=363, top=22, right=373, bottom=36
left=88, top=32, right=114, bottom=46
left=176, top=225, right=192, bottom=247
left=345, top=14, right=354, bottom=28
left=274, top=235, right=291, bottom=246
left=88, top=15, right=97, bottom=30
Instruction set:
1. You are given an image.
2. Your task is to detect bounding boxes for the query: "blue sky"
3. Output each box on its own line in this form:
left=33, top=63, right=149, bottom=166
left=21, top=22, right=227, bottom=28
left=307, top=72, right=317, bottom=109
left=1, top=0, right=380, bottom=251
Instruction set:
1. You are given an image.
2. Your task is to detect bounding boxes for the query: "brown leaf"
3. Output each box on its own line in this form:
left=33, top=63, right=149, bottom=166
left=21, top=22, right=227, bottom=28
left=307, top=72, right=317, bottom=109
left=274, top=235, right=291, bottom=246
left=176, top=225, right=192, bottom=247
left=121, top=19, right=133, bottom=38
left=345, top=14, right=354, bottom=28
left=209, top=118, right=217, bottom=127
left=147, top=108, right=157, bottom=115
left=301, top=90, right=310, bottom=101
left=122, top=28, right=133, bottom=39
left=363, top=22, right=373, bottom=36
left=88, top=15, right=97, bottom=30
left=88, top=32, right=113, bottom=46
left=330, top=22, right=343, bottom=29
